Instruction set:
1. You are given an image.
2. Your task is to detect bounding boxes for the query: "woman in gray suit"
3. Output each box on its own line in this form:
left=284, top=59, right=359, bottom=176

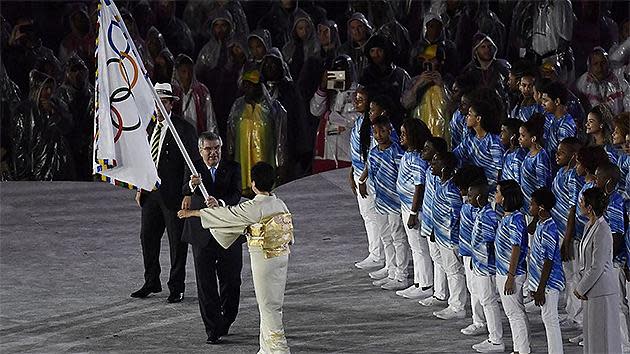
left=574, top=187, right=622, bottom=353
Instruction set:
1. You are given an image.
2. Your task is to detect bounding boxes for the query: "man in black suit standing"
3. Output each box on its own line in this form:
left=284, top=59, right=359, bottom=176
left=131, top=83, right=198, bottom=303
left=181, top=131, right=243, bottom=344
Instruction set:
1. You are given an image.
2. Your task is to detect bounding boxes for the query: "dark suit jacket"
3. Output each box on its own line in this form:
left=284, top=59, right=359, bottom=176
left=181, top=159, right=242, bottom=248
left=142, top=115, right=198, bottom=210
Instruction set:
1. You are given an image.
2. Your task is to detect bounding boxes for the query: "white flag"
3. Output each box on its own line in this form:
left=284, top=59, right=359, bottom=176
left=93, top=0, right=159, bottom=190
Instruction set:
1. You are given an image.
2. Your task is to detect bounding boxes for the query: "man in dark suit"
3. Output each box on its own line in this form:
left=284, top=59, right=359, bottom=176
left=181, top=131, right=243, bottom=344
left=131, top=83, right=198, bottom=303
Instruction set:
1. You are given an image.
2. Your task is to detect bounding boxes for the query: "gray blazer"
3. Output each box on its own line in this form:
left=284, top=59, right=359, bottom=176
left=576, top=217, right=619, bottom=298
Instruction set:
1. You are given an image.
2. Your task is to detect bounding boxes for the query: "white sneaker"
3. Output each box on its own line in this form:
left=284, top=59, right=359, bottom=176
left=569, top=334, right=583, bottom=344
left=396, top=285, right=432, bottom=299
left=461, top=323, right=488, bottom=336
left=372, top=277, right=393, bottom=286
left=355, top=256, right=385, bottom=269
left=472, top=339, right=505, bottom=353
left=419, top=296, right=447, bottom=307
left=381, top=278, right=409, bottom=291
left=368, top=267, right=389, bottom=279
left=578, top=340, right=583, bottom=346
left=433, top=307, right=466, bottom=320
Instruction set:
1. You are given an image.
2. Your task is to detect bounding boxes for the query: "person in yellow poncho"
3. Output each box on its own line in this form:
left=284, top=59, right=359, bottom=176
left=401, top=44, right=452, bottom=145
left=226, top=69, right=288, bottom=197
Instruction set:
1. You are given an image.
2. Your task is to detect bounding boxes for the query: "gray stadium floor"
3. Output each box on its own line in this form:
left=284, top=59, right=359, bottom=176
left=0, top=168, right=581, bottom=353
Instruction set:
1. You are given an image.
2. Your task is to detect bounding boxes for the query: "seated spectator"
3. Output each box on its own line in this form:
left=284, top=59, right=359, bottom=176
left=576, top=47, right=630, bottom=115
left=339, top=12, right=373, bottom=78
left=10, top=69, right=75, bottom=181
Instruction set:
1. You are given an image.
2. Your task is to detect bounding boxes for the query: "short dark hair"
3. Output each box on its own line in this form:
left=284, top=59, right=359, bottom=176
left=497, top=179, right=524, bottom=212
left=559, top=136, right=583, bottom=152
left=426, top=136, right=448, bottom=155
left=597, top=161, right=621, bottom=187
left=437, top=151, right=458, bottom=171
left=577, top=145, right=610, bottom=175
left=541, top=81, right=568, bottom=105
left=470, top=98, right=501, bottom=134
left=521, top=112, right=546, bottom=144
left=372, top=114, right=391, bottom=128
left=402, top=118, right=431, bottom=151
left=582, top=187, right=609, bottom=217
left=198, top=131, right=223, bottom=147
left=251, top=162, right=275, bottom=192
left=531, top=187, right=556, bottom=211
left=502, top=118, right=522, bottom=136
left=453, top=165, right=487, bottom=191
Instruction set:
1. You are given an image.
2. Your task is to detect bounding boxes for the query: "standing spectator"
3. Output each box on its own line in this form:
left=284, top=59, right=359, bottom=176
left=409, top=13, right=458, bottom=77
left=576, top=47, right=630, bottom=115
left=58, top=4, right=93, bottom=66
left=460, top=32, right=510, bottom=103
left=368, top=1, right=411, bottom=69
left=10, top=69, right=74, bottom=181
left=531, top=0, right=574, bottom=83
left=246, top=29, right=272, bottom=70
left=183, top=0, right=249, bottom=49
left=282, top=9, right=319, bottom=81
left=145, top=26, right=166, bottom=79
left=572, top=1, right=619, bottom=77
left=152, top=48, right=175, bottom=84
left=256, top=0, right=297, bottom=48
left=172, top=54, right=218, bottom=135
left=195, top=9, right=235, bottom=91
left=338, top=12, right=373, bottom=78
left=153, top=0, right=195, bottom=58
left=57, top=55, right=93, bottom=181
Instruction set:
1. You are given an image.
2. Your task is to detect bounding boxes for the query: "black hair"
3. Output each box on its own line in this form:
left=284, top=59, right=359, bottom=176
left=582, top=187, right=609, bottom=217
left=437, top=151, right=458, bottom=171
left=370, top=95, right=395, bottom=116
left=426, top=136, right=448, bottom=155
left=469, top=96, right=501, bottom=134
left=541, top=81, right=568, bottom=105
left=468, top=183, right=489, bottom=197
left=559, top=136, right=583, bottom=152
left=453, top=165, right=487, bottom=191
left=613, top=113, right=630, bottom=138
left=597, top=161, right=621, bottom=188
left=502, top=118, right=522, bottom=136
left=534, top=77, right=551, bottom=92
left=587, top=104, right=614, bottom=145
left=497, top=179, right=524, bottom=212
left=372, top=114, right=391, bottom=128
left=521, top=112, right=546, bottom=145
left=251, top=162, right=275, bottom=192
left=357, top=87, right=372, bottom=161
left=402, top=118, right=431, bottom=151
left=531, top=187, right=556, bottom=211
left=577, top=145, right=610, bottom=175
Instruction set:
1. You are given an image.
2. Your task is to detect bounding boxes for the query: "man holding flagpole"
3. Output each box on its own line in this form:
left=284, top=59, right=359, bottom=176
left=131, top=83, right=198, bottom=303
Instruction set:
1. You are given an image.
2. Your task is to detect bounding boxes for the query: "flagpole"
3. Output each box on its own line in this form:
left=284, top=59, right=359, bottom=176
left=107, top=0, right=210, bottom=201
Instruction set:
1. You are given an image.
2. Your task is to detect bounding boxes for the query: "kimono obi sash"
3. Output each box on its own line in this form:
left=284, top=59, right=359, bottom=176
left=247, top=212, right=294, bottom=258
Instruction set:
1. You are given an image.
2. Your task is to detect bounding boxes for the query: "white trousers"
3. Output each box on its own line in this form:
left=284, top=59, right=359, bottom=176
left=437, top=244, right=466, bottom=312
left=616, top=266, right=630, bottom=350
left=470, top=272, right=503, bottom=343
left=354, top=175, right=384, bottom=261
left=463, top=256, right=486, bottom=326
left=563, top=242, right=582, bottom=324
left=540, top=289, right=564, bottom=354
left=402, top=210, right=432, bottom=287
left=496, top=274, right=531, bottom=353
left=428, top=239, right=448, bottom=300
left=249, top=247, right=290, bottom=354
left=377, top=213, right=409, bottom=281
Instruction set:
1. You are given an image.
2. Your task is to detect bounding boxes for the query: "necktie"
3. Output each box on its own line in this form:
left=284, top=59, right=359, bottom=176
left=210, top=166, right=216, bottom=182
left=151, top=122, right=163, bottom=165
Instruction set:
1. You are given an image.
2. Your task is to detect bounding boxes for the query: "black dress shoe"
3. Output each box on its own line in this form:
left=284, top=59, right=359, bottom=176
left=167, top=292, right=184, bottom=303
left=206, top=334, right=222, bottom=344
left=130, top=285, right=162, bottom=298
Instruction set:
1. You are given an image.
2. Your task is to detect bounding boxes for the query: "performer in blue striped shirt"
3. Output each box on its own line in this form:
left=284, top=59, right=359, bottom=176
left=550, top=137, right=584, bottom=328
left=528, top=188, right=565, bottom=354
left=449, top=92, right=473, bottom=149
left=453, top=165, right=488, bottom=336
left=586, top=104, right=619, bottom=166
left=612, top=114, right=629, bottom=198
left=540, top=82, right=577, bottom=159
left=429, top=151, right=467, bottom=320
left=395, top=119, right=434, bottom=297
left=358, top=115, right=410, bottom=290
left=574, top=146, right=611, bottom=243
left=518, top=113, right=552, bottom=211
left=453, top=99, right=504, bottom=193
left=418, top=137, right=449, bottom=307
left=494, top=180, right=531, bottom=354
left=499, top=119, right=527, bottom=183
left=511, top=72, right=543, bottom=122
left=468, top=182, right=505, bottom=352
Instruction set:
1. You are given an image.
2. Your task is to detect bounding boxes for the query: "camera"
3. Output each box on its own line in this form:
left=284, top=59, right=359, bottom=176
left=423, top=62, right=433, bottom=72
left=326, top=70, right=346, bottom=90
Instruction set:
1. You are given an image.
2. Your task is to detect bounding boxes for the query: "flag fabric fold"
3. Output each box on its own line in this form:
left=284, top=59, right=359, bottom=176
left=93, top=0, right=159, bottom=190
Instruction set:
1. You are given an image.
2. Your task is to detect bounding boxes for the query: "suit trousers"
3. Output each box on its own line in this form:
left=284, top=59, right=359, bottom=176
left=354, top=175, right=384, bottom=261
left=249, top=246, right=290, bottom=354
left=192, top=239, right=243, bottom=337
left=615, top=266, right=630, bottom=350
left=496, top=274, right=530, bottom=353
left=583, top=293, right=622, bottom=354
left=140, top=191, right=188, bottom=293
left=402, top=210, right=432, bottom=287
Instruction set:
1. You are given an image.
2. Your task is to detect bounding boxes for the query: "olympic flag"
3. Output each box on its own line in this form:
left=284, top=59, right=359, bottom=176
left=93, top=0, right=159, bottom=190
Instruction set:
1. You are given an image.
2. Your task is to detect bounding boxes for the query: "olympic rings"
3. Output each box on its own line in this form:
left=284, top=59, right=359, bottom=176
left=107, top=20, right=130, bottom=57
left=110, top=105, right=141, bottom=142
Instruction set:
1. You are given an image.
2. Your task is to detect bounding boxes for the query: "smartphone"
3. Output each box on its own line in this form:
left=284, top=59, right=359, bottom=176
left=423, top=62, right=432, bottom=72
left=326, top=70, right=346, bottom=90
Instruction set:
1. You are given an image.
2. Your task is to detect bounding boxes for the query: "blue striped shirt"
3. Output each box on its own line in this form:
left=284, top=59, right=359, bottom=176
left=450, top=109, right=469, bottom=148
left=520, top=149, right=552, bottom=211
left=368, top=142, right=404, bottom=215
left=501, top=147, right=528, bottom=182
left=528, top=217, right=565, bottom=292
left=617, top=151, right=629, bottom=201
left=603, top=144, right=619, bottom=165
left=350, top=117, right=399, bottom=178
left=495, top=211, right=529, bottom=276
left=421, top=166, right=440, bottom=238
left=544, top=112, right=577, bottom=158
left=626, top=226, right=630, bottom=269
left=471, top=204, right=499, bottom=276
left=606, top=191, right=626, bottom=265
left=433, top=177, right=463, bottom=248
left=551, top=167, right=584, bottom=239
left=454, top=133, right=505, bottom=189
left=511, top=103, right=543, bottom=122
left=459, top=203, right=478, bottom=257
left=575, top=181, right=596, bottom=241
left=396, top=151, right=428, bottom=213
